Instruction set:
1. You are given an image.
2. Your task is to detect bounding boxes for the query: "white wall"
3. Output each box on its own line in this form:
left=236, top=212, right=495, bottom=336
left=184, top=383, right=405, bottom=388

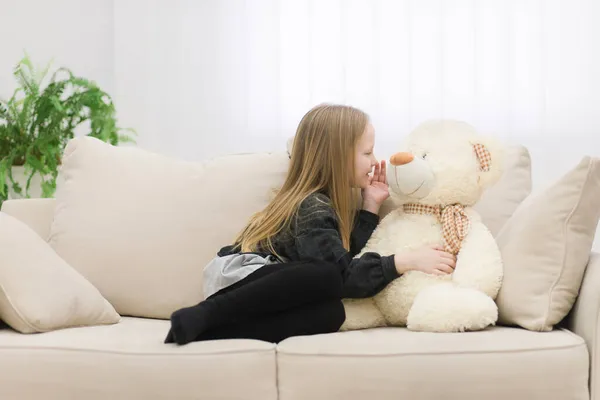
left=0, top=0, right=114, bottom=99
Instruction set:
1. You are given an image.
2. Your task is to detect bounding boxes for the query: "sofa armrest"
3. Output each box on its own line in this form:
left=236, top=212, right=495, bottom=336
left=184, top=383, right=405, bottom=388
left=567, top=252, right=600, bottom=399
left=0, top=198, right=56, bottom=240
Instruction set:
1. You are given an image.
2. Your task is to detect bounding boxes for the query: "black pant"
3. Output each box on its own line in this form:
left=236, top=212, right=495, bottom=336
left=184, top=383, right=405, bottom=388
left=165, top=260, right=346, bottom=345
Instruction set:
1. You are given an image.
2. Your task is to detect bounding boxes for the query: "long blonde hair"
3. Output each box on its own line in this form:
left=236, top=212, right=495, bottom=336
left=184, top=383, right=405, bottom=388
left=233, top=103, right=369, bottom=255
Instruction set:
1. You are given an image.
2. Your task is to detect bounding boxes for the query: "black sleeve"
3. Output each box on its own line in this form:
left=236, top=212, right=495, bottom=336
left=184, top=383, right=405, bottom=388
left=350, top=209, right=380, bottom=257
left=293, top=197, right=399, bottom=299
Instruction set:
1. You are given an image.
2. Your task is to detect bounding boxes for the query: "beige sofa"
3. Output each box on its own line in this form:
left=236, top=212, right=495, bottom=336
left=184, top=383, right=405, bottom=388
left=0, top=136, right=599, bottom=400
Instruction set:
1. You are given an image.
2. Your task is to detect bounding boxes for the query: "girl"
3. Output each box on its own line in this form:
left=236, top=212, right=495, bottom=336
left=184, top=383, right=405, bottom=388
left=165, top=104, right=456, bottom=345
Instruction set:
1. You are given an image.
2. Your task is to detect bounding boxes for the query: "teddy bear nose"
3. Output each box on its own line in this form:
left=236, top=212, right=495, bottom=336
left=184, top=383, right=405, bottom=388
left=390, top=152, right=414, bottom=166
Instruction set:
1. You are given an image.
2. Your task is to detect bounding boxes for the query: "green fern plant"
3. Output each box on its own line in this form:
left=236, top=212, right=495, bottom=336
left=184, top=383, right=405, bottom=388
left=0, top=54, right=135, bottom=205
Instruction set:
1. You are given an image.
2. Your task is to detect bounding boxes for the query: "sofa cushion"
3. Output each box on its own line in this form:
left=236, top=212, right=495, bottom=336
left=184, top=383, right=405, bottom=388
left=48, top=137, right=289, bottom=319
left=48, top=137, right=206, bottom=319
left=276, top=327, right=588, bottom=400
left=0, top=317, right=277, bottom=400
left=0, top=212, right=120, bottom=333
left=495, top=156, right=600, bottom=331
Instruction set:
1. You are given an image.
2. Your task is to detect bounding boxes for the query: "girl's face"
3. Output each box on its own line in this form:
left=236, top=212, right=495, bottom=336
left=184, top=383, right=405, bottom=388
left=353, top=123, right=378, bottom=189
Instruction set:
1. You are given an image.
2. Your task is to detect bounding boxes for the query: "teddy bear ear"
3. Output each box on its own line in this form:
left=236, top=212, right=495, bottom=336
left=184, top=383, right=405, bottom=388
left=473, top=143, right=492, bottom=172
left=472, top=137, right=505, bottom=189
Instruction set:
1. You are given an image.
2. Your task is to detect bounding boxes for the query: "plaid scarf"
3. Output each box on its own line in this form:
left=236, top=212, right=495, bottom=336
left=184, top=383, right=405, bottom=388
left=402, top=203, right=470, bottom=255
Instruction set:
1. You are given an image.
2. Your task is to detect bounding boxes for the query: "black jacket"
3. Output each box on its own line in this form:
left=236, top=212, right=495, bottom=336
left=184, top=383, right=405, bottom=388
left=219, top=192, right=399, bottom=299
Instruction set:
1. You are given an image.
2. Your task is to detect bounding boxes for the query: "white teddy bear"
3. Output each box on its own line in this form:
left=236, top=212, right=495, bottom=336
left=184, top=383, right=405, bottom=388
left=341, top=119, right=505, bottom=333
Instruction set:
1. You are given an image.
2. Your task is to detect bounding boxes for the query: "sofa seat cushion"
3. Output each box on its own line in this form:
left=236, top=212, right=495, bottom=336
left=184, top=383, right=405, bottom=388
left=0, top=317, right=277, bottom=400
left=276, top=326, right=589, bottom=400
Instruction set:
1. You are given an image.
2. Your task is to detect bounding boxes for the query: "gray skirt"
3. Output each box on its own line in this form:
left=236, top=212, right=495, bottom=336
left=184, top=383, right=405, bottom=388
left=202, top=253, right=280, bottom=298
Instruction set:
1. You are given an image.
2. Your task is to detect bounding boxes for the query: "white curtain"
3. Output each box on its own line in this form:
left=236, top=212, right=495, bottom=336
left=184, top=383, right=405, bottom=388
left=113, top=0, right=600, bottom=191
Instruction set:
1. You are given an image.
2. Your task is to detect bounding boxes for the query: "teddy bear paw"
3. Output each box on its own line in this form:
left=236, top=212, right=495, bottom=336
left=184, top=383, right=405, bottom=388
left=340, top=298, right=387, bottom=331
left=406, top=283, right=498, bottom=333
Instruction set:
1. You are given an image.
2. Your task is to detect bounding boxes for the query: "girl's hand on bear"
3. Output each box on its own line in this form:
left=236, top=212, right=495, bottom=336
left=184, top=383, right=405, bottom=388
left=394, top=244, right=456, bottom=276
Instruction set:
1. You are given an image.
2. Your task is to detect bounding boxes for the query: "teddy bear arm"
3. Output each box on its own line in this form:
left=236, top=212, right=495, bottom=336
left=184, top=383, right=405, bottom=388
left=452, top=221, right=503, bottom=300
left=357, top=211, right=399, bottom=257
